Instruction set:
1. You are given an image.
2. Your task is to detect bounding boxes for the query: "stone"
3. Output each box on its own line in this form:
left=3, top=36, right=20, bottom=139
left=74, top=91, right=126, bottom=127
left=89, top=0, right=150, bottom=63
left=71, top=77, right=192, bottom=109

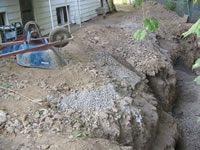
left=99, top=60, right=106, bottom=66
left=0, top=110, right=7, bottom=125
left=41, top=144, right=50, bottom=150
left=13, top=119, right=21, bottom=127
left=6, top=126, right=14, bottom=134
left=45, top=117, right=53, bottom=125
left=94, top=36, right=100, bottom=43
left=14, top=95, right=21, bottom=101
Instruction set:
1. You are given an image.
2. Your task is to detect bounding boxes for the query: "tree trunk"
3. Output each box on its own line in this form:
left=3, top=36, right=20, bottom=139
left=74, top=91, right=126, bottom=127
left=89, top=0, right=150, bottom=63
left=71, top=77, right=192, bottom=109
left=106, top=0, right=117, bottom=12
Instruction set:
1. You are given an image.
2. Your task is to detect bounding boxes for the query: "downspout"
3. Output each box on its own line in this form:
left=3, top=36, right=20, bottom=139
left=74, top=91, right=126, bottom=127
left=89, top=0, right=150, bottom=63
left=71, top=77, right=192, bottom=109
left=77, top=0, right=82, bottom=27
left=186, top=0, right=190, bottom=20
left=66, top=5, right=71, bottom=33
left=48, top=0, right=54, bottom=29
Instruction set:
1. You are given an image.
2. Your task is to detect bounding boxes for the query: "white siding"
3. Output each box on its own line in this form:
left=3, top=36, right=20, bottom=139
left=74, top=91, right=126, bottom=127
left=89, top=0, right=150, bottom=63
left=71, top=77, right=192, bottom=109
left=50, top=0, right=77, bottom=25
left=0, top=0, right=101, bottom=35
left=79, top=0, right=101, bottom=22
left=49, top=0, right=101, bottom=28
left=33, top=0, right=51, bottom=35
left=0, top=0, right=21, bottom=24
left=33, top=0, right=78, bottom=35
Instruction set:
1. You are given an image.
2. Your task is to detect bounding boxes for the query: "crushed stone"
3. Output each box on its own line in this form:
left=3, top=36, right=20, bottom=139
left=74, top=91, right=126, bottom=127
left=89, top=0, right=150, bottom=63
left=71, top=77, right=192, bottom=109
left=57, top=84, right=117, bottom=110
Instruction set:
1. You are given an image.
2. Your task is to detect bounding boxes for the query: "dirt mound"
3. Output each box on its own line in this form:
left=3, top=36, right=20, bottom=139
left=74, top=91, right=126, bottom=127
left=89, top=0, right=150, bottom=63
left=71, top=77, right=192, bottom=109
left=0, top=1, right=197, bottom=150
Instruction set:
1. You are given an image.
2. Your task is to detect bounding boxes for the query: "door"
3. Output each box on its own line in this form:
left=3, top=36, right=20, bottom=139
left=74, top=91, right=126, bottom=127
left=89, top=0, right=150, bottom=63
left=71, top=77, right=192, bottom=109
left=19, top=0, right=35, bottom=25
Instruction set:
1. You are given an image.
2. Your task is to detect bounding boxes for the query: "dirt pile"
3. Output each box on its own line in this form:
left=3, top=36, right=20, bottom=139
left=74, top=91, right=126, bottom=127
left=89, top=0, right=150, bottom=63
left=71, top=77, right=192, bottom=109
left=0, top=1, right=198, bottom=150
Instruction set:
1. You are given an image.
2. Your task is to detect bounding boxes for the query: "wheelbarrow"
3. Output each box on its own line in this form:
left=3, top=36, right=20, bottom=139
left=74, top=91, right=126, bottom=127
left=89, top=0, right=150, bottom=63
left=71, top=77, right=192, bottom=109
left=0, top=21, right=73, bottom=69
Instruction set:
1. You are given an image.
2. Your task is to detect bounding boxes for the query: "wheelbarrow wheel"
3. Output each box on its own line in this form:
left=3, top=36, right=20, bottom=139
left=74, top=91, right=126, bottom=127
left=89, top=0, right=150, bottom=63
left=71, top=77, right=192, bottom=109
left=24, top=21, right=40, bottom=32
left=49, top=27, right=71, bottom=48
left=24, top=21, right=40, bottom=38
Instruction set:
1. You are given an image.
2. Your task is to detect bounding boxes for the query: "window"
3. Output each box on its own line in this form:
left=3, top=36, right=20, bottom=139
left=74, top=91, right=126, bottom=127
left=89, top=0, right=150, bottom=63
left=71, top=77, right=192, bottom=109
left=56, top=6, right=69, bottom=25
left=0, top=12, right=6, bottom=26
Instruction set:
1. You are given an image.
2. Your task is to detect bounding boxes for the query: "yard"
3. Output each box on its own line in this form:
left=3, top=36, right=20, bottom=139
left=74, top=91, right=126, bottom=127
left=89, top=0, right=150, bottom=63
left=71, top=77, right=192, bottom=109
left=0, top=2, right=200, bottom=150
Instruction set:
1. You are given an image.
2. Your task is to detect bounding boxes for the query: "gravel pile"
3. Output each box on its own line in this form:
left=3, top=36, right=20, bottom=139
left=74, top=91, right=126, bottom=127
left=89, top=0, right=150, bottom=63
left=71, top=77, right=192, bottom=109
left=58, top=84, right=117, bottom=110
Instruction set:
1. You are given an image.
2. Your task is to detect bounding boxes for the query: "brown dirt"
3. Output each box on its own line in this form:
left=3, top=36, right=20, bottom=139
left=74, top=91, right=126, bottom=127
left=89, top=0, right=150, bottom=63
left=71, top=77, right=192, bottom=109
left=0, top=2, right=198, bottom=150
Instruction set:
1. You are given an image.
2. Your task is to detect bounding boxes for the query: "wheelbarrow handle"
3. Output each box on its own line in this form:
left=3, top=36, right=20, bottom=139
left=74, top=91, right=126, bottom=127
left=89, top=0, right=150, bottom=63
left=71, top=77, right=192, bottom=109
left=0, top=39, right=72, bottom=58
left=0, top=37, right=49, bottom=51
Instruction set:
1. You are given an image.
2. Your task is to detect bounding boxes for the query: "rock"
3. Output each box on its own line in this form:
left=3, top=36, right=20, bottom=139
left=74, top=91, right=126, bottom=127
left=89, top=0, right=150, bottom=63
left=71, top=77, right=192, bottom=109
left=73, top=122, right=82, bottom=129
left=45, top=117, right=53, bottom=125
left=40, top=108, right=49, bottom=116
left=14, top=95, right=21, bottom=101
left=41, top=144, right=50, bottom=150
left=34, top=111, right=41, bottom=118
left=13, top=112, right=18, bottom=117
left=99, top=60, right=106, bottom=66
left=0, top=110, right=7, bottom=125
left=22, top=114, right=29, bottom=127
left=53, top=113, right=62, bottom=120
left=13, top=119, right=21, bottom=127
left=94, top=36, right=100, bottom=43
left=6, top=126, right=14, bottom=134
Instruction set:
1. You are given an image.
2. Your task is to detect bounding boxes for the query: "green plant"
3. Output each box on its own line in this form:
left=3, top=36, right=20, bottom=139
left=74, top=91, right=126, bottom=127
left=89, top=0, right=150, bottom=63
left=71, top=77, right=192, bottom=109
left=74, top=130, right=90, bottom=138
left=191, top=58, right=200, bottom=84
left=133, top=17, right=159, bottom=40
left=197, top=116, right=200, bottom=123
left=194, top=0, right=200, bottom=4
left=133, top=0, right=159, bottom=40
left=167, top=1, right=176, bottom=11
left=0, top=84, right=12, bottom=88
left=182, top=18, right=200, bottom=38
left=132, top=0, right=142, bottom=8
left=182, top=18, right=200, bottom=85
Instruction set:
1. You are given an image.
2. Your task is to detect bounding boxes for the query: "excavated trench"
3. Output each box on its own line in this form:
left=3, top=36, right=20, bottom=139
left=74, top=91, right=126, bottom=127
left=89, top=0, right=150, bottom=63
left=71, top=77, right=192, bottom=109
left=173, top=58, right=200, bottom=150
left=149, top=35, right=200, bottom=150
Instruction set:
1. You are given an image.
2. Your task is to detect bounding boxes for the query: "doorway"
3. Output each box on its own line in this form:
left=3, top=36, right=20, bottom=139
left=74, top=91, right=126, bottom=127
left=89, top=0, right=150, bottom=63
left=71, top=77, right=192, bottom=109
left=19, top=0, right=35, bottom=25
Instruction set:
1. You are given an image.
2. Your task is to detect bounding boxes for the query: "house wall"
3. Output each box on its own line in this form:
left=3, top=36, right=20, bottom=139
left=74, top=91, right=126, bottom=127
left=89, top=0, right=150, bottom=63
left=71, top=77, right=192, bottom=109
left=0, top=0, right=21, bottom=24
left=50, top=0, right=78, bottom=25
left=33, top=0, right=77, bottom=35
left=79, top=0, right=101, bottom=22
left=33, top=0, right=88, bottom=35
left=32, top=0, right=52, bottom=35
left=0, top=0, right=101, bottom=36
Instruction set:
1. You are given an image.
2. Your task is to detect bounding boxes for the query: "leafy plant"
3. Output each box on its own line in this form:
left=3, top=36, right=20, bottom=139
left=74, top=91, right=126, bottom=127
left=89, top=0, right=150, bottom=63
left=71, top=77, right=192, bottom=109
left=197, top=116, right=200, bottom=123
left=182, top=19, right=200, bottom=38
left=134, top=17, right=159, bottom=40
left=74, top=130, right=90, bottom=138
left=134, top=29, right=147, bottom=40
left=191, top=58, right=200, bottom=84
left=133, top=0, right=159, bottom=40
left=133, top=0, right=142, bottom=8
left=194, top=0, right=200, bottom=4
left=143, top=17, right=158, bottom=32
left=0, top=84, right=12, bottom=88
left=167, top=1, right=176, bottom=11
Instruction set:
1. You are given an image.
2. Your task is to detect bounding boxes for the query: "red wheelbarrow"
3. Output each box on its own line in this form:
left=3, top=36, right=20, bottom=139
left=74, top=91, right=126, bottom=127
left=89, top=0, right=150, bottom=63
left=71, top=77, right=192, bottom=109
left=0, top=21, right=73, bottom=69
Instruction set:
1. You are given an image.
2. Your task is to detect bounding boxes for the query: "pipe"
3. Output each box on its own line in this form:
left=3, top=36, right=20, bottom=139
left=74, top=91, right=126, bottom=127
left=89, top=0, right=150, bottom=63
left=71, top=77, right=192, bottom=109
left=48, top=0, right=54, bottom=29
left=66, top=5, right=71, bottom=33
left=77, top=0, right=82, bottom=27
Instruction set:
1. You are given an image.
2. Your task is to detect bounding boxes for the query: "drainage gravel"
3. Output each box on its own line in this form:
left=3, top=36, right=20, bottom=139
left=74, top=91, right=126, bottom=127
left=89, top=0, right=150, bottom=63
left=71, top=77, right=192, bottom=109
left=48, top=84, right=117, bottom=111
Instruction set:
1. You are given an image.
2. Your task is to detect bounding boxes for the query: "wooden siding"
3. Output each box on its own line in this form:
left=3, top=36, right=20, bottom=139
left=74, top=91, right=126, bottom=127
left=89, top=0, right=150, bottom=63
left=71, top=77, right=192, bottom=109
left=0, top=0, right=101, bottom=35
left=0, top=0, right=21, bottom=24
left=79, top=0, right=101, bottom=22
left=33, top=0, right=52, bottom=35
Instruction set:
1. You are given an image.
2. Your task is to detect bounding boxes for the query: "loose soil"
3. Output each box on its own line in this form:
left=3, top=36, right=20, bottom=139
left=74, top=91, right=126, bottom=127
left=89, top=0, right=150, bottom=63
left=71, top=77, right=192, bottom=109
left=0, top=2, right=199, bottom=150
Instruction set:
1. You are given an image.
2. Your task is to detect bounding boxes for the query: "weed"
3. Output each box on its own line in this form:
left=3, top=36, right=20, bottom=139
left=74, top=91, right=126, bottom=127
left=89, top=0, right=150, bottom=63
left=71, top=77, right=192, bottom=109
left=74, top=130, right=90, bottom=138
left=167, top=1, right=176, bottom=11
